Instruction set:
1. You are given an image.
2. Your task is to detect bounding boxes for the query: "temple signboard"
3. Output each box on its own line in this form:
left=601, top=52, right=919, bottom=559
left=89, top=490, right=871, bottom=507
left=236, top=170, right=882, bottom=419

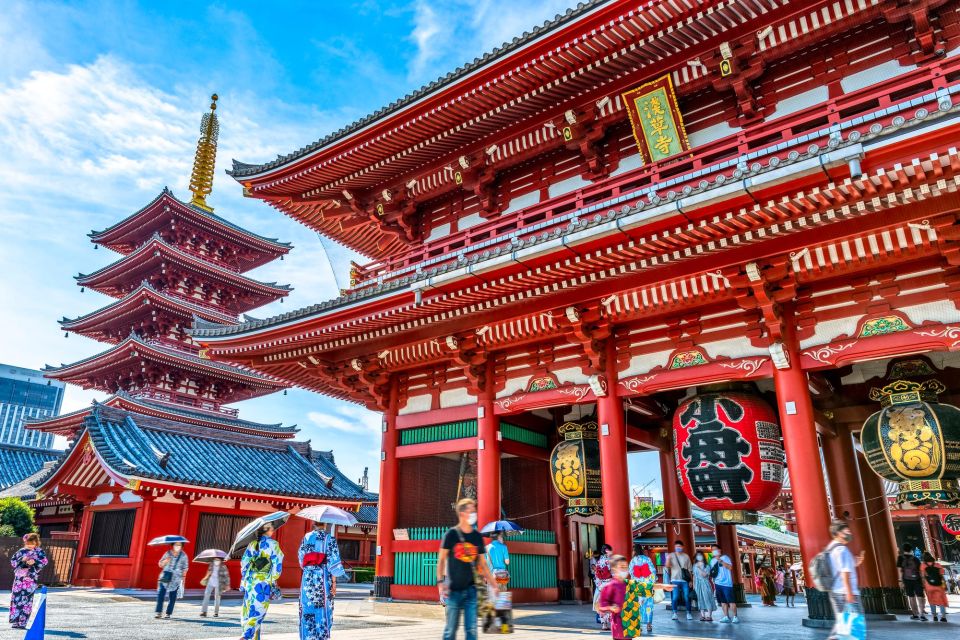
left=622, top=75, right=690, bottom=164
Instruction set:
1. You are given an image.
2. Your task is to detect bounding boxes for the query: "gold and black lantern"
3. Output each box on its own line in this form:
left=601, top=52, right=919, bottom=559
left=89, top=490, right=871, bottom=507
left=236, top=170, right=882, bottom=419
left=861, top=379, right=960, bottom=506
left=549, top=420, right=603, bottom=516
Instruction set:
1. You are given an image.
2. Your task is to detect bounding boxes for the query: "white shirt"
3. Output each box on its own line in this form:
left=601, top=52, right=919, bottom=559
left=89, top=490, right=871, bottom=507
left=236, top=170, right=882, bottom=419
left=830, top=544, right=858, bottom=595
left=711, top=555, right=733, bottom=588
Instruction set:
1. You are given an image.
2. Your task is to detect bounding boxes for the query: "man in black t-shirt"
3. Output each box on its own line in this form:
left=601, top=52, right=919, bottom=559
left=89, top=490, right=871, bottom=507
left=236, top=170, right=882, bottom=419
left=897, top=544, right=928, bottom=620
left=437, top=498, right=497, bottom=640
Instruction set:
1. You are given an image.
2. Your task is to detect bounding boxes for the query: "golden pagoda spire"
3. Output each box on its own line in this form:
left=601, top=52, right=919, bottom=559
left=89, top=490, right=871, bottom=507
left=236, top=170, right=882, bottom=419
left=188, top=94, right=219, bottom=212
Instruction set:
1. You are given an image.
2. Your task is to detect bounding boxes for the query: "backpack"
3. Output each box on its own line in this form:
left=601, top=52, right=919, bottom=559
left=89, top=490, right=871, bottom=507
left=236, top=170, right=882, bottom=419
left=710, top=558, right=721, bottom=579
left=925, top=564, right=943, bottom=587
left=901, top=554, right=920, bottom=580
left=809, top=542, right=839, bottom=591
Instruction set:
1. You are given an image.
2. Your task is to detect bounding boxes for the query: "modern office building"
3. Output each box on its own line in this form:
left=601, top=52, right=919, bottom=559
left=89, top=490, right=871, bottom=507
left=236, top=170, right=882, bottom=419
left=0, top=363, right=64, bottom=449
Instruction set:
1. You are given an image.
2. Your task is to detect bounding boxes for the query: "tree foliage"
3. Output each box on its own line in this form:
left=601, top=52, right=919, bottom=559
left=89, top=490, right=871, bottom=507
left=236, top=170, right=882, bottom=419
left=759, top=515, right=784, bottom=532
left=0, top=497, right=37, bottom=537
left=632, top=501, right=664, bottom=522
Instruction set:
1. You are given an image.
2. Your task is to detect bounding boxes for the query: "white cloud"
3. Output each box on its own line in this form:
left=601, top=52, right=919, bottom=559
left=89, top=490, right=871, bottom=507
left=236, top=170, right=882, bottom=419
left=307, top=406, right=382, bottom=435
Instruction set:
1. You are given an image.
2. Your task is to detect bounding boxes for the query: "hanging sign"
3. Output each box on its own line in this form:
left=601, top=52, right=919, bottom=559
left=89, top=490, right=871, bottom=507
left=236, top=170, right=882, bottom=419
left=622, top=75, right=690, bottom=164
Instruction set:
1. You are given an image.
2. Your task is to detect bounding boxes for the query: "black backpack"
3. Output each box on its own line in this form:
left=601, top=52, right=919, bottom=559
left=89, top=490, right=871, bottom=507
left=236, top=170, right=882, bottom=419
left=925, top=564, right=943, bottom=587
left=809, top=542, right=839, bottom=592
left=901, top=554, right=920, bottom=580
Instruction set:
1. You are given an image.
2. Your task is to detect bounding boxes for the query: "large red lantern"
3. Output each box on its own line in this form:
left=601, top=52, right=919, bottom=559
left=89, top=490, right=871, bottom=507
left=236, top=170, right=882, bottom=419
left=943, top=514, right=960, bottom=540
left=673, top=392, right=785, bottom=524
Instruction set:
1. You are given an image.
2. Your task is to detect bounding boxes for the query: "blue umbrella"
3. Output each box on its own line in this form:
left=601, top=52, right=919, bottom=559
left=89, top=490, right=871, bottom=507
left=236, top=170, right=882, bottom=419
left=480, top=520, right=524, bottom=536
left=148, top=535, right=189, bottom=546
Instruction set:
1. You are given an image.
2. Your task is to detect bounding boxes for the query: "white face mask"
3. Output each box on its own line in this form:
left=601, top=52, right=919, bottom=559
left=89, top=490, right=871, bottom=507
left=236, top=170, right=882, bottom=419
left=467, top=512, right=478, bottom=526
left=213, top=559, right=222, bottom=566
left=696, top=555, right=704, bottom=562
left=615, top=569, right=629, bottom=580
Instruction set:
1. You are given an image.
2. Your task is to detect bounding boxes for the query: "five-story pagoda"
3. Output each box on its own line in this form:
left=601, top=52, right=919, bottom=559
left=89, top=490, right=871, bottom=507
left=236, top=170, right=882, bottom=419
left=25, top=96, right=378, bottom=590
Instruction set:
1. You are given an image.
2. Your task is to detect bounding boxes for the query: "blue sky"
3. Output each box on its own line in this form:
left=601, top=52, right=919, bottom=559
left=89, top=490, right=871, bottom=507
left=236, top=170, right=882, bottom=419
left=0, top=0, right=662, bottom=498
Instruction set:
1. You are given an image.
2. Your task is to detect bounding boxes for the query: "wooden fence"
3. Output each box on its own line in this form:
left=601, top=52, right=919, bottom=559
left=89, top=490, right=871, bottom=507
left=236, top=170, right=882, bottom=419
left=0, top=537, right=77, bottom=589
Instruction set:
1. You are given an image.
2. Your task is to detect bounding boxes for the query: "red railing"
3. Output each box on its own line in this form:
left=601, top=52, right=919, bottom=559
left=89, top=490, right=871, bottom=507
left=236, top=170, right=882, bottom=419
left=350, top=55, right=960, bottom=290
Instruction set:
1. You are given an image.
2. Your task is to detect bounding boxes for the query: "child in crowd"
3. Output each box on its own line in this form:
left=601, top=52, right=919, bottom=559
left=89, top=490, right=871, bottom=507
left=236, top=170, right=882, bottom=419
left=598, top=555, right=630, bottom=640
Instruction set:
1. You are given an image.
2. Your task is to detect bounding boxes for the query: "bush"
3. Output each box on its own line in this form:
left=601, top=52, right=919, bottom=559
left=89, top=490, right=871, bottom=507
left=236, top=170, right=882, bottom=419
left=351, top=567, right=375, bottom=583
left=0, top=524, right=16, bottom=537
left=0, top=497, right=37, bottom=537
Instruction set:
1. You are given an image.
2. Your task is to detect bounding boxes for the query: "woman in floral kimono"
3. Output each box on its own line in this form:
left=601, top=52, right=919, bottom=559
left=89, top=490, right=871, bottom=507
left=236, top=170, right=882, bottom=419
left=627, top=546, right=658, bottom=635
left=9, top=533, right=48, bottom=629
left=593, top=544, right=614, bottom=630
left=298, top=523, right=345, bottom=640
left=240, top=521, right=284, bottom=640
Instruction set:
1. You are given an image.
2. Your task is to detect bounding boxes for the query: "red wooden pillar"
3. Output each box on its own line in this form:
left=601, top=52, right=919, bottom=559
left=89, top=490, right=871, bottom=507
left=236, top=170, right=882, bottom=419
left=715, top=524, right=744, bottom=584
left=856, top=451, right=908, bottom=612
left=128, top=495, right=155, bottom=589
left=477, top=359, right=501, bottom=528
left=659, top=447, right=696, bottom=555
left=374, top=376, right=400, bottom=598
left=822, top=427, right=881, bottom=589
left=856, top=452, right=900, bottom=586
left=597, top=339, right=632, bottom=556
left=771, top=323, right=832, bottom=588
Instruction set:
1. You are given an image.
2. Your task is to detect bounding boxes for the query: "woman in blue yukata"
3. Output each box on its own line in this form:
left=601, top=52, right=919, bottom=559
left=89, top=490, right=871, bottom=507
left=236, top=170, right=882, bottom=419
left=240, top=521, right=284, bottom=640
left=298, top=521, right=345, bottom=640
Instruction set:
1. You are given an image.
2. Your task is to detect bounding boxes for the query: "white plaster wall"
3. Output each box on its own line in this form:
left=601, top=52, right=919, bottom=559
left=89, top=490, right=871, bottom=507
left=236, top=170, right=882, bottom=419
left=621, top=349, right=675, bottom=377
left=609, top=152, right=643, bottom=177
left=458, top=212, right=485, bottom=231
left=119, top=490, right=142, bottom=503
left=900, top=300, right=960, bottom=326
left=503, top=191, right=540, bottom=215
left=552, top=366, right=589, bottom=386
left=770, top=86, right=830, bottom=120
left=548, top=175, right=591, bottom=199
left=398, top=394, right=432, bottom=416
left=90, top=492, right=113, bottom=506
left=440, top=387, right=477, bottom=409
left=687, top=121, right=741, bottom=148
left=497, top=374, right=532, bottom=398
left=699, top=337, right=767, bottom=360
left=841, top=59, right=917, bottom=94
left=426, top=222, right=451, bottom=242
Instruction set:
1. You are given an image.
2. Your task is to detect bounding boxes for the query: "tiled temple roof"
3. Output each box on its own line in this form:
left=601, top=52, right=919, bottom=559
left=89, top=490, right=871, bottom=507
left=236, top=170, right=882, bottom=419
left=0, top=444, right=62, bottom=491
left=0, top=460, right=59, bottom=500
left=228, top=0, right=608, bottom=179
left=355, top=504, right=378, bottom=525
left=25, top=390, right=296, bottom=438
left=633, top=507, right=801, bottom=550
left=89, top=188, right=292, bottom=250
left=43, top=405, right=375, bottom=502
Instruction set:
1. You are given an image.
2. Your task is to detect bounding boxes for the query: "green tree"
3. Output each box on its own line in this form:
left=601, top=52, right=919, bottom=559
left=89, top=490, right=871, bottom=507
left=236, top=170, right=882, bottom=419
left=759, top=515, right=784, bottom=532
left=0, top=497, right=37, bottom=537
left=632, top=501, right=664, bottom=522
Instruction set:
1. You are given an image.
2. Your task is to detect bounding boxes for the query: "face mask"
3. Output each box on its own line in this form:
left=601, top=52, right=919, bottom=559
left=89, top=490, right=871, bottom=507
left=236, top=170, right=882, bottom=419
left=842, top=531, right=853, bottom=543
left=213, top=559, right=222, bottom=566
left=675, top=546, right=683, bottom=553
left=696, top=555, right=704, bottom=562
left=467, top=512, right=478, bottom=526
left=615, top=569, right=629, bottom=580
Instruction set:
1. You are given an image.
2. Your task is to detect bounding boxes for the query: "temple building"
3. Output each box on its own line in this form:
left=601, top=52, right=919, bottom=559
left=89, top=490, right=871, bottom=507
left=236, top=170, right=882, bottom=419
left=194, top=0, right=960, bottom=623
left=26, top=96, right=377, bottom=589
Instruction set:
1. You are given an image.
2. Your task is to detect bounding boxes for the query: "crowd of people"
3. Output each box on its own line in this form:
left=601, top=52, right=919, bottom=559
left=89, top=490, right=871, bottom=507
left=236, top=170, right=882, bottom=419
left=587, top=539, right=745, bottom=637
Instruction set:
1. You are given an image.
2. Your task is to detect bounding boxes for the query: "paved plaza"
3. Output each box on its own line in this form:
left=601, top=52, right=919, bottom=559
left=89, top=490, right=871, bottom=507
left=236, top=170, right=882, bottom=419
left=1, top=586, right=956, bottom=640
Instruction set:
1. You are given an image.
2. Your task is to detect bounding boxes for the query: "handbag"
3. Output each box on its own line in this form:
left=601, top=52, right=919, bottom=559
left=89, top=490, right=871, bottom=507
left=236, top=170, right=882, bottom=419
left=269, top=583, right=283, bottom=601
left=835, top=604, right=866, bottom=640
left=653, top=587, right=665, bottom=605
left=160, top=570, right=173, bottom=584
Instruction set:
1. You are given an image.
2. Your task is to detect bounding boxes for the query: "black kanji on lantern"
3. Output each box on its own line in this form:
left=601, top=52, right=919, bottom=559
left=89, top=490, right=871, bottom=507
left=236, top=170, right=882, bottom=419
left=680, top=395, right=754, bottom=503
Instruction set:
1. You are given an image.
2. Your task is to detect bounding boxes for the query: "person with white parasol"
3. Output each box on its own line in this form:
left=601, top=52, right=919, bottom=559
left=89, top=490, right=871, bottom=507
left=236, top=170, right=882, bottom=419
left=230, top=511, right=288, bottom=640
left=148, top=535, right=190, bottom=620
left=195, top=549, right=231, bottom=618
left=295, top=505, right=353, bottom=640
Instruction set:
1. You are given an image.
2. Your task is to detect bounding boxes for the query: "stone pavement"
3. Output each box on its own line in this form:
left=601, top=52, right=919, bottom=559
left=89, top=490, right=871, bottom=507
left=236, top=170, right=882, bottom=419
left=0, top=586, right=955, bottom=640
